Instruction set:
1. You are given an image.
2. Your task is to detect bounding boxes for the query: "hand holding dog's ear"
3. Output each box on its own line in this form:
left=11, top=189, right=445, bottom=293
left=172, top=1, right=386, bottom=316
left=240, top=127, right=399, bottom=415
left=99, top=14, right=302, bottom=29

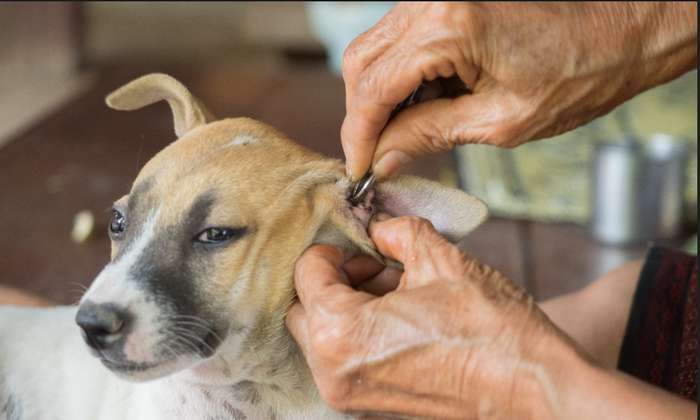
left=287, top=216, right=578, bottom=419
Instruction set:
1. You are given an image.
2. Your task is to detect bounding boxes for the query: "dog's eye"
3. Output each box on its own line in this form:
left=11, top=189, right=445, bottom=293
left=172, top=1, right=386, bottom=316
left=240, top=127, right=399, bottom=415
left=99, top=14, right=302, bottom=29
left=109, top=209, right=126, bottom=237
left=195, top=227, right=246, bottom=245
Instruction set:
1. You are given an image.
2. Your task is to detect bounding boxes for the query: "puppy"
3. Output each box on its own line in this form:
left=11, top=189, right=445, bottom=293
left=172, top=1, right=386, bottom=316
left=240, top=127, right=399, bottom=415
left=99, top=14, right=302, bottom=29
left=0, top=74, right=487, bottom=420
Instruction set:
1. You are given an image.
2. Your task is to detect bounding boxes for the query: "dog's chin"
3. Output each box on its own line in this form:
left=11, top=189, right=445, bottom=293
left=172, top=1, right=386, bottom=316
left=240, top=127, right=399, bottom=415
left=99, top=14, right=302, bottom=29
left=101, top=353, right=203, bottom=382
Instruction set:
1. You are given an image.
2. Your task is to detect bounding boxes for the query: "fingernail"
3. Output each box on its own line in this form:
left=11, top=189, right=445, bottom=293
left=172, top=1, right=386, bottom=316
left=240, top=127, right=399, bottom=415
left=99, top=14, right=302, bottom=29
left=345, top=161, right=362, bottom=182
left=347, top=171, right=361, bottom=182
left=373, top=150, right=411, bottom=179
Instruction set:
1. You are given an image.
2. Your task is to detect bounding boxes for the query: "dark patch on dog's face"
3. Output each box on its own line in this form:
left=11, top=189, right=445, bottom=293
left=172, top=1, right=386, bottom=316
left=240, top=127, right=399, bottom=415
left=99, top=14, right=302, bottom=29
left=88, top=183, right=250, bottom=376
left=128, top=191, right=226, bottom=355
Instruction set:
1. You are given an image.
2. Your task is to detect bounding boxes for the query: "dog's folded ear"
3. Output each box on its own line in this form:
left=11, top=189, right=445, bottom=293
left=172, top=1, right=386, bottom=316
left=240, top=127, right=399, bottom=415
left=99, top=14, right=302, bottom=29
left=106, top=73, right=214, bottom=138
left=373, top=175, right=488, bottom=243
left=316, top=173, right=488, bottom=262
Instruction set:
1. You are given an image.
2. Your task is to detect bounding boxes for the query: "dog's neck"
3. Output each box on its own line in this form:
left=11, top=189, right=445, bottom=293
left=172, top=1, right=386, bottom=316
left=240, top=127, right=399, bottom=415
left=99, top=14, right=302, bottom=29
left=176, top=326, right=315, bottom=400
left=144, top=336, right=320, bottom=419
left=164, top=311, right=318, bottom=419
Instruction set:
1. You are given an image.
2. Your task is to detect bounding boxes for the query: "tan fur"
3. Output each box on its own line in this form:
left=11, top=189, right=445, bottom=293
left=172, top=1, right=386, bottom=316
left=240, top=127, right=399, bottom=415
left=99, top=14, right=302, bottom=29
left=107, top=73, right=214, bottom=138
left=102, top=73, right=488, bottom=415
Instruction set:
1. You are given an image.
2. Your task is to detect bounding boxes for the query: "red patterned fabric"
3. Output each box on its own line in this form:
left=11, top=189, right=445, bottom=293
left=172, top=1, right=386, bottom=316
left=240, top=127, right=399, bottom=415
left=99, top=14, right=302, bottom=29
left=618, top=245, right=697, bottom=401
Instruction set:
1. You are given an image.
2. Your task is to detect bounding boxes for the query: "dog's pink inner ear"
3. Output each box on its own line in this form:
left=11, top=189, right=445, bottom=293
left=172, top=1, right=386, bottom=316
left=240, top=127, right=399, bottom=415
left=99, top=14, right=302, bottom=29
left=372, top=175, right=488, bottom=243
left=349, top=190, right=375, bottom=227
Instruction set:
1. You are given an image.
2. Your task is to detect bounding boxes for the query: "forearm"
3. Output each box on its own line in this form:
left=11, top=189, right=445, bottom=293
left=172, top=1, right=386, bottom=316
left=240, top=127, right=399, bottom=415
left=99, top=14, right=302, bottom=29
left=538, top=261, right=643, bottom=369
left=555, top=353, right=696, bottom=420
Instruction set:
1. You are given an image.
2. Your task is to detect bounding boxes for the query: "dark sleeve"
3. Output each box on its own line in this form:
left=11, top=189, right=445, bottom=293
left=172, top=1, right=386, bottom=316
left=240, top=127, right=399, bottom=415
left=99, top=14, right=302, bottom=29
left=617, top=245, right=697, bottom=401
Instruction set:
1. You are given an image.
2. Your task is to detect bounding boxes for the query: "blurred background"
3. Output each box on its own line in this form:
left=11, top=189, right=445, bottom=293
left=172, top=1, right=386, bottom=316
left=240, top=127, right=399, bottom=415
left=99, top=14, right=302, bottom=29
left=0, top=2, right=696, bottom=304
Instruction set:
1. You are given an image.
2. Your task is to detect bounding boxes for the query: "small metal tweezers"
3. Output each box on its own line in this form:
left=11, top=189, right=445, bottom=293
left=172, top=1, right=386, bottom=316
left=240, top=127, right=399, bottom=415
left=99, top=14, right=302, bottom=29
left=348, top=82, right=429, bottom=205
left=349, top=171, right=376, bottom=205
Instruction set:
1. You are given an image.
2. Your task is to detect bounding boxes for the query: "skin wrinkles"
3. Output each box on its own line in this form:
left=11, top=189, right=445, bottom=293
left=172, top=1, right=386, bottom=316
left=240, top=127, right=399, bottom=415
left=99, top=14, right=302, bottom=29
left=287, top=217, right=577, bottom=418
left=340, top=2, right=697, bottom=180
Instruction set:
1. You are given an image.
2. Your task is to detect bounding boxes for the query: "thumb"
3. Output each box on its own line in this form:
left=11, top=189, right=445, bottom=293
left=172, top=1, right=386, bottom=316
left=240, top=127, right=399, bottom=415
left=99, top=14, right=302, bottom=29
left=369, top=216, right=459, bottom=289
left=372, top=91, right=508, bottom=179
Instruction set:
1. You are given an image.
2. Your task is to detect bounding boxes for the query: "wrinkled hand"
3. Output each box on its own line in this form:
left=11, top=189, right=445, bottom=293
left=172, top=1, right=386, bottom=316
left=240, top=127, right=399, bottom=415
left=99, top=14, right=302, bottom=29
left=286, top=216, right=577, bottom=419
left=341, top=2, right=697, bottom=180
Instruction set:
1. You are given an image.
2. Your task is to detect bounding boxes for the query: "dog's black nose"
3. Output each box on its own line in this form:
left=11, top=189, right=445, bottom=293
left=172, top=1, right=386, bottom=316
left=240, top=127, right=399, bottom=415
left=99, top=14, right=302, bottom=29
left=76, top=302, right=129, bottom=350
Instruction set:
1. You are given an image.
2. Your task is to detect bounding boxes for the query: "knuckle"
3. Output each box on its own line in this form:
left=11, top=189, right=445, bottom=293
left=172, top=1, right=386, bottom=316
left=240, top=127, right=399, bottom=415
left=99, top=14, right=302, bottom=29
left=426, top=117, right=457, bottom=151
left=426, top=2, right=476, bottom=33
left=445, top=125, right=469, bottom=146
left=488, top=124, right=523, bottom=148
left=310, top=321, right=351, bottom=356
left=294, top=251, right=314, bottom=279
left=342, top=37, right=367, bottom=78
left=400, top=216, right=436, bottom=239
left=355, top=74, right=384, bottom=109
left=428, top=1, right=458, bottom=24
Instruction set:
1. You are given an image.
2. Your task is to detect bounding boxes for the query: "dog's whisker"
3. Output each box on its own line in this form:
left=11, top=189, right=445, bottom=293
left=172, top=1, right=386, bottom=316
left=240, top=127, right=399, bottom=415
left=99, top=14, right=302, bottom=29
left=170, top=321, right=222, bottom=341
left=161, top=340, right=185, bottom=364
left=171, top=336, right=205, bottom=360
left=167, top=320, right=221, bottom=338
left=68, top=282, right=89, bottom=292
left=167, top=326, right=217, bottom=356
left=66, top=282, right=91, bottom=305
left=162, top=316, right=211, bottom=329
left=162, top=318, right=225, bottom=345
left=170, top=332, right=215, bottom=357
left=163, top=326, right=209, bottom=358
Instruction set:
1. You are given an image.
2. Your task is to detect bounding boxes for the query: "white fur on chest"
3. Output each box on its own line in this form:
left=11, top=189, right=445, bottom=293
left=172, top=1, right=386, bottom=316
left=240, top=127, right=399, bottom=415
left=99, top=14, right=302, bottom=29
left=145, top=381, right=340, bottom=420
left=0, top=306, right=347, bottom=420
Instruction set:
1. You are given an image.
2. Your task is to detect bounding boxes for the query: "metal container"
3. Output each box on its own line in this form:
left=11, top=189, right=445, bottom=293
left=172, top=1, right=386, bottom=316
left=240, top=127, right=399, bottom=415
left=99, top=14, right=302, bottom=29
left=590, top=134, right=688, bottom=245
left=590, top=137, right=644, bottom=245
left=640, top=133, right=688, bottom=239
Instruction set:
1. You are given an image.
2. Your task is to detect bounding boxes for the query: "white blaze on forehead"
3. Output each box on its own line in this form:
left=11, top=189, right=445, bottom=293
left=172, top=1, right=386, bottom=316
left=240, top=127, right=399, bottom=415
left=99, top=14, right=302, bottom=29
left=81, top=208, right=163, bottom=363
left=224, top=134, right=259, bottom=148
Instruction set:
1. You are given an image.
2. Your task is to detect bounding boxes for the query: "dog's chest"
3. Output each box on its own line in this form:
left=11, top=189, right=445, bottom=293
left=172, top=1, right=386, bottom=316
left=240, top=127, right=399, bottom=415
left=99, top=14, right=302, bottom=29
left=147, top=382, right=265, bottom=420
left=142, top=381, right=346, bottom=420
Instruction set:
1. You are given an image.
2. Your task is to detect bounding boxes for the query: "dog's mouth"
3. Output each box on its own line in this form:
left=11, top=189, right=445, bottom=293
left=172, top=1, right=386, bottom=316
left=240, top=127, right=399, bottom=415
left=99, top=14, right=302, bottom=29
left=94, top=326, right=225, bottom=380
left=101, top=358, right=159, bottom=373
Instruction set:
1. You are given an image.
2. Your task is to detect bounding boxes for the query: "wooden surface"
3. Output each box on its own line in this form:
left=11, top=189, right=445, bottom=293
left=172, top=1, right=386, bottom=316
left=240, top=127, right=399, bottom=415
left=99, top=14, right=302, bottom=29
left=0, top=61, right=670, bottom=304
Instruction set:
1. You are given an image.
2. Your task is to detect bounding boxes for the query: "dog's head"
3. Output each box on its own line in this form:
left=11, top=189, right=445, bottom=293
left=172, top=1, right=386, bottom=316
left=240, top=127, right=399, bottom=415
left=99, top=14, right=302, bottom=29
left=76, top=74, right=487, bottom=381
